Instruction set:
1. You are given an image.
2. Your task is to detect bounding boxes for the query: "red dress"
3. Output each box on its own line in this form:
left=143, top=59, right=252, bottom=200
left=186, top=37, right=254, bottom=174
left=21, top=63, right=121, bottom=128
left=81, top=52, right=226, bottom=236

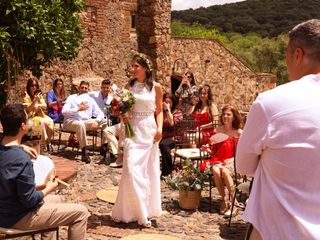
left=200, top=137, right=238, bottom=172
left=193, top=111, right=215, bottom=144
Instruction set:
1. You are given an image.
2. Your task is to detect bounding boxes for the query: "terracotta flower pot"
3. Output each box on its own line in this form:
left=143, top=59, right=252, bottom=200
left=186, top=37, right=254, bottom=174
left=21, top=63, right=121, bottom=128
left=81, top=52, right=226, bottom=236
left=179, top=190, right=201, bottom=210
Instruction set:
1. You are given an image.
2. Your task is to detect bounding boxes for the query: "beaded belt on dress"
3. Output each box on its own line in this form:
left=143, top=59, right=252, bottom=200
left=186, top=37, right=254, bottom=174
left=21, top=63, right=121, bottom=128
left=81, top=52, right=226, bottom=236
left=131, top=111, right=154, bottom=117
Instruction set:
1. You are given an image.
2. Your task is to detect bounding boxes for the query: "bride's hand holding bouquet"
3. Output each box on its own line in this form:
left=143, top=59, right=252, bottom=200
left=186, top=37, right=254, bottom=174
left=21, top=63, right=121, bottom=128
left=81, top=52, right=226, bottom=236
left=108, top=85, right=136, bottom=138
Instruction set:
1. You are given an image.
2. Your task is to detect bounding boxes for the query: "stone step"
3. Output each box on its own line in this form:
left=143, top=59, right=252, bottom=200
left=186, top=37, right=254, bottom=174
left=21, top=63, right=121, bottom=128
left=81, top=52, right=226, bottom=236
left=50, top=154, right=78, bottom=183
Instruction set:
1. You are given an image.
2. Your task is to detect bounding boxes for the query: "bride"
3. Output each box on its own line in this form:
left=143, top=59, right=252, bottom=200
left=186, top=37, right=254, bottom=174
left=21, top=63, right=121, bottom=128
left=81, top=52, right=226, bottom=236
left=112, top=53, right=163, bottom=227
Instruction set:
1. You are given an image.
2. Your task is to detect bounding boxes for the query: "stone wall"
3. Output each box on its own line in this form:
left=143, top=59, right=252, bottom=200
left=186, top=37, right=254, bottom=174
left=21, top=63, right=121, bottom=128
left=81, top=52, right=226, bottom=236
left=35, top=0, right=276, bottom=113
left=136, top=0, right=172, bottom=86
left=40, top=0, right=173, bottom=92
left=40, top=0, right=139, bottom=93
left=170, top=37, right=276, bottom=111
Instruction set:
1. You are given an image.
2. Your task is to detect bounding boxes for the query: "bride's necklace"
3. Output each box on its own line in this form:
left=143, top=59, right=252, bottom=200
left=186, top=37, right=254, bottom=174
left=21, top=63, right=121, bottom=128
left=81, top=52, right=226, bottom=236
left=135, top=80, right=146, bottom=94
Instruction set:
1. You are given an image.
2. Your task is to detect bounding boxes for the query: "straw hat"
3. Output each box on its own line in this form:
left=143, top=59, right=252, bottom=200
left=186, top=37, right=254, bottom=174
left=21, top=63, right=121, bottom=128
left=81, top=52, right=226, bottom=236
left=96, top=186, right=118, bottom=203
left=121, top=233, right=182, bottom=240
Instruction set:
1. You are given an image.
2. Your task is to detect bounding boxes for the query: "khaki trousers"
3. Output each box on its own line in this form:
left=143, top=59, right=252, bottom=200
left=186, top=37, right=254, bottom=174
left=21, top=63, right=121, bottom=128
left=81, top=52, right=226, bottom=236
left=13, top=195, right=90, bottom=240
left=102, top=123, right=121, bottom=155
left=63, top=119, right=100, bottom=149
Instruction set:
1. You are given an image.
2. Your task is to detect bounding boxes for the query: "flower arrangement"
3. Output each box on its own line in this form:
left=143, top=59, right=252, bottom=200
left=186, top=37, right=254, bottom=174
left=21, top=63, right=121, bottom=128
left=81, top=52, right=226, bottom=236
left=165, top=159, right=209, bottom=191
left=108, top=85, right=136, bottom=138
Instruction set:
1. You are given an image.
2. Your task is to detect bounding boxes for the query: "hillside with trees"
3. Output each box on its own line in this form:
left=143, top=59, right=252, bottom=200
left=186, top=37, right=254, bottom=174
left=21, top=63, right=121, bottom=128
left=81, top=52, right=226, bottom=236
left=171, top=21, right=288, bottom=85
left=172, top=0, right=320, bottom=37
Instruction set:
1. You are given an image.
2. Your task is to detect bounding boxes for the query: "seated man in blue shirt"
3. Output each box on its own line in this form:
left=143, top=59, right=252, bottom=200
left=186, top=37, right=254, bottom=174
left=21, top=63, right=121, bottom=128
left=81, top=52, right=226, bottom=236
left=0, top=104, right=90, bottom=240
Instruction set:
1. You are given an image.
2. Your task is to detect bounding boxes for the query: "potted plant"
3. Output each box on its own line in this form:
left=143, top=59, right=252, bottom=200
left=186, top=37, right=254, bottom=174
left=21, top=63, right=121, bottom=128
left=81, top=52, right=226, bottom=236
left=165, top=159, right=209, bottom=210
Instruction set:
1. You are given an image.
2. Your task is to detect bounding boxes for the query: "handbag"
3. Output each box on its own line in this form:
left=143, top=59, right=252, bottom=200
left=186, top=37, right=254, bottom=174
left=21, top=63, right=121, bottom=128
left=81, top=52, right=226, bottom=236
left=68, top=133, right=79, bottom=148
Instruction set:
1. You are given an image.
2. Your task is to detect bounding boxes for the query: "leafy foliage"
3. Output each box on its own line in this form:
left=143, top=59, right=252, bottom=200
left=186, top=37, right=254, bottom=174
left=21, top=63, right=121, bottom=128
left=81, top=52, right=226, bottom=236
left=0, top=0, right=85, bottom=108
left=165, top=159, right=209, bottom=191
left=172, top=21, right=289, bottom=85
left=172, top=0, right=320, bottom=38
left=172, top=21, right=228, bottom=44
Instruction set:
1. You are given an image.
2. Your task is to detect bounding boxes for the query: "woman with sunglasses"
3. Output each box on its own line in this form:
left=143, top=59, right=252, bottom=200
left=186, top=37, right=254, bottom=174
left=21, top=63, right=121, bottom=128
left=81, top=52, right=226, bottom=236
left=175, top=70, right=198, bottom=113
left=23, top=78, right=54, bottom=152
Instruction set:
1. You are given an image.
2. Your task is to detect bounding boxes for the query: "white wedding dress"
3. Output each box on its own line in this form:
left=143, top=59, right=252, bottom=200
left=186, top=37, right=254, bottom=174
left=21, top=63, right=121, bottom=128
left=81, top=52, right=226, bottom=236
left=112, top=82, right=161, bottom=226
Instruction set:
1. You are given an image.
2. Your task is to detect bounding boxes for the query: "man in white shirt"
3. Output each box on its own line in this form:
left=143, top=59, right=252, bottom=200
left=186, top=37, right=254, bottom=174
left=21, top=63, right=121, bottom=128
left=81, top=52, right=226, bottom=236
left=88, top=79, right=113, bottom=120
left=89, top=79, right=122, bottom=165
left=62, top=81, right=104, bottom=163
left=236, top=19, right=320, bottom=240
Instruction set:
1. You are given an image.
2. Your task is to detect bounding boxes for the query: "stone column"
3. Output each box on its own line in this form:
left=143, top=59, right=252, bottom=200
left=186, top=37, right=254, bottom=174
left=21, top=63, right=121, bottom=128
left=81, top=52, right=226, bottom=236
left=136, top=0, right=171, bottom=87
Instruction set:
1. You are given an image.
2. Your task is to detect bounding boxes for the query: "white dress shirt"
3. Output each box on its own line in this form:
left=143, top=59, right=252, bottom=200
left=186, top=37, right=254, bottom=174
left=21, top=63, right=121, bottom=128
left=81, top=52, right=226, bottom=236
left=88, top=91, right=113, bottom=117
left=62, top=93, right=104, bottom=121
left=236, top=74, right=320, bottom=239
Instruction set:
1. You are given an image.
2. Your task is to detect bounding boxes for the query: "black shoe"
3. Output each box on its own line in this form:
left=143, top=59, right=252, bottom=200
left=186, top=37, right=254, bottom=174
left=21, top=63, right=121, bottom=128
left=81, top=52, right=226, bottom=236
left=81, top=154, right=91, bottom=164
left=100, top=143, right=108, bottom=156
left=81, top=147, right=91, bottom=164
left=47, top=144, right=53, bottom=152
left=99, top=153, right=111, bottom=165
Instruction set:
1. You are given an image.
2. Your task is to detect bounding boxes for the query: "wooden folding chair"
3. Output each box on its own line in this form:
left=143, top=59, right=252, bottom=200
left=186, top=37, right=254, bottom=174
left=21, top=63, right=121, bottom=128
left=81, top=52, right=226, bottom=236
left=228, top=138, right=253, bottom=227
left=173, top=116, right=206, bottom=167
left=0, top=226, right=59, bottom=239
left=57, top=121, right=100, bottom=153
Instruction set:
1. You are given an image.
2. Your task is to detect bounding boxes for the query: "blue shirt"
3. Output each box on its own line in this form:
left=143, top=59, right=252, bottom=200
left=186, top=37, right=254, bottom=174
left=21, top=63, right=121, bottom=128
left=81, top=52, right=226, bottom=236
left=0, top=145, right=44, bottom=228
left=46, top=89, right=63, bottom=123
left=88, top=91, right=113, bottom=118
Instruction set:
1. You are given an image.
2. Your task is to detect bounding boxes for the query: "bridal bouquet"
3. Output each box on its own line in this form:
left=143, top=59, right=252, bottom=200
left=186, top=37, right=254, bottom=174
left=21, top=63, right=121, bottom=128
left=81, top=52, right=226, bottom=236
left=108, top=85, right=136, bottom=138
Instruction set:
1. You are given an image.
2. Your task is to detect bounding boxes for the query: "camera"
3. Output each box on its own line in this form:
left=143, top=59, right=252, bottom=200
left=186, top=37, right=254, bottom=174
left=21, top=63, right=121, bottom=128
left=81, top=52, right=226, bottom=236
left=34, top=89, right=42, bottom=95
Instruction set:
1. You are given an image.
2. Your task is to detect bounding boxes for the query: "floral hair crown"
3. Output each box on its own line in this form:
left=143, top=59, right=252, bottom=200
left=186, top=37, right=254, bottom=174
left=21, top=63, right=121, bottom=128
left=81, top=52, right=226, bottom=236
left=136, top=53, right=153, bottom=71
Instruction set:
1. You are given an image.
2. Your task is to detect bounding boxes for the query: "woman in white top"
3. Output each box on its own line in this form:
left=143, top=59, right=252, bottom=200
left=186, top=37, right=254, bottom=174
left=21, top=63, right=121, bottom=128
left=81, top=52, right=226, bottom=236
left=112, top=53, right=163, bottom=227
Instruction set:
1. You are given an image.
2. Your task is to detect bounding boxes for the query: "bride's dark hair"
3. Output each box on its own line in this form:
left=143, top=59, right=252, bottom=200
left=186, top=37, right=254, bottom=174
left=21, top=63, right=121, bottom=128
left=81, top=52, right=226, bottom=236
left=129, top=53, right=154, bottom=91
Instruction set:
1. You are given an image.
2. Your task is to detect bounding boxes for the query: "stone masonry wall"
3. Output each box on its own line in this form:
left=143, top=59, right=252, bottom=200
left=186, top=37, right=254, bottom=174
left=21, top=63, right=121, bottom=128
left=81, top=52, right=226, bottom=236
left=35, top=0, right=275, bottom=114
left=40, top=0, right=139, bottom=93
left=136, top=0, right=171, bottom=86
left=170, top=36, right=276, bottom=112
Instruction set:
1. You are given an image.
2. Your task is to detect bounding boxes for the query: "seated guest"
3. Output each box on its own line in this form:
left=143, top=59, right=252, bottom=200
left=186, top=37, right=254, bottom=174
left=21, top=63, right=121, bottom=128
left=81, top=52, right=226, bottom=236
left=175, top=70, right=198, bottom=113
left=200, top=105, right=242, bottom=216
left=62, top=80, right=105, bottom=163
left=0, top=104, right=90, bottom=240
left=159, top=93, right=183, bottom=176
left=47, top=77, right=66, bottom=123
left=89, top=79, right=120, bottom=162
left=188, top=85, right=219, bottom=144
left=89, top=79, right=118, bottom=125
left=102, top=122, right=123, bottom=167
left=23, top=78, right=54, bottom=151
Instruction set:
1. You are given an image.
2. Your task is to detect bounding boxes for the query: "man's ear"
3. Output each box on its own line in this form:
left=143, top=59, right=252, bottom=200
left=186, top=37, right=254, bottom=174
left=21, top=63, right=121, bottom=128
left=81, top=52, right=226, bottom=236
left=294, top=47, right=304, bottom=66
left=21, top=122, right=28, bottom=132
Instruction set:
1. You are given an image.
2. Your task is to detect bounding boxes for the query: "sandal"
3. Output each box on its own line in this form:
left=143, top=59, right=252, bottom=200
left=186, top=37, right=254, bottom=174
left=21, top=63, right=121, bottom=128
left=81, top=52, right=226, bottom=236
left=224, top=206, right=238, bottom=217
left=219, top=199, right=230, bottom=215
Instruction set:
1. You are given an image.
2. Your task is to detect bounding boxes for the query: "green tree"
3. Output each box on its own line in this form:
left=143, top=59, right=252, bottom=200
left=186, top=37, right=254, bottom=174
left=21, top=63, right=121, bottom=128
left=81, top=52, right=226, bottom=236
left=0, top=0, right=85, bottom=108
left=172, top=21, right=289, bottom=86
left=172, top=21, right=228, bottom=44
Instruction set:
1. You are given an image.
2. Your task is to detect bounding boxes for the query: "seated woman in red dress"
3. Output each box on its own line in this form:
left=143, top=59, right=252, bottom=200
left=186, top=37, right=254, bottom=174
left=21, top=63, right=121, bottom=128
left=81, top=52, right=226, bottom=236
left=200, top=105, right=243, bottom=216
left=188, top=85, right=219, bottom=145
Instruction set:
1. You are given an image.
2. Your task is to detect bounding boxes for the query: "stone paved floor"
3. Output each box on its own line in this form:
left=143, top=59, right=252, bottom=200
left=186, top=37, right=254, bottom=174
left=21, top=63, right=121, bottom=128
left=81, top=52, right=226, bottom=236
left=50, top=137, right=248, bottom=240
